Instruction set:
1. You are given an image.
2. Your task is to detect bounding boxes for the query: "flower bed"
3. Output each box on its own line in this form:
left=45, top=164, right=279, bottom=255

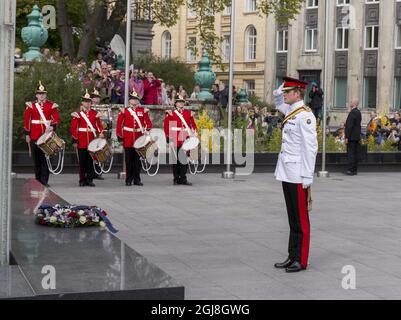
left=35, top=204, right=108, bottom=228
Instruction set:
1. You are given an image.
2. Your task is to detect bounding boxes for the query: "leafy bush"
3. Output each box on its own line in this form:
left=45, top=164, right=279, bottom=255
left=247, top=94, right=275, bottom=111
left=133, top=55, right=196, bottom=92
left=14, top=61, right=83, bottom=150
left=363, top=135, right=398, bottom=152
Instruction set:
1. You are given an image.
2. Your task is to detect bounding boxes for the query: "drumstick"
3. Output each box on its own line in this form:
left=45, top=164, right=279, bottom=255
left=27, top=141, right=32, bottom=158
left=75, top=146, right=79, bottom=163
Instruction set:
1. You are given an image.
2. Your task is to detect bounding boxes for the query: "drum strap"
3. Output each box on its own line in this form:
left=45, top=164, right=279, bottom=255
left=174, top=110, right=192, bottom=136
left=35, top=103, right=50, bottom=128
left=80, top=111, right=97, bottom=136
left=128, top=108, right=144, bottom=133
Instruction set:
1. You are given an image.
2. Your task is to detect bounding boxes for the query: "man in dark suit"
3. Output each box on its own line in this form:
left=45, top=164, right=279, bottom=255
left=345, top=99, right=362, bottom=176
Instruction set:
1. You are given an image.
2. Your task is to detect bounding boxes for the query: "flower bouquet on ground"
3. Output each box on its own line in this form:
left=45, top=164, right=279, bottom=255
left=35, top=204, right=110, bottom=229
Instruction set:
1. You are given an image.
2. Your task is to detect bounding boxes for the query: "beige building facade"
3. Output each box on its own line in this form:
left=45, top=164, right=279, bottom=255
left=152, top=0, right=401, bottom=125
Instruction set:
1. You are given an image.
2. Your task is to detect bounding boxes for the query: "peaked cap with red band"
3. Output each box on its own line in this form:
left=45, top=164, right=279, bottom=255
left=282, top=77, right=308, bottom=92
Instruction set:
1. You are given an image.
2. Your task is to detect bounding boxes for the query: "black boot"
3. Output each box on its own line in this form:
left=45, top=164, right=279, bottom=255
left=274, top=258, right=294, bottom=269
left=285, top=261, right=305, bottom=273
left=86, top=180, right=96, bottom=187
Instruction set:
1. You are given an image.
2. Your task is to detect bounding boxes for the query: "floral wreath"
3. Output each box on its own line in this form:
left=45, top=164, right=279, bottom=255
left=35, top=204, right=116, bottom=231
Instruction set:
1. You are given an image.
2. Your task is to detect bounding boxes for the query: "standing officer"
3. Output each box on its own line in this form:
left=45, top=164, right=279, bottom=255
left=24, top=81, right=60, bottom=187
left=116, top=90, right=152, bottom=186
left=273, top=77, right=318, bottom=273
left=345, top=99, right=362, bottom=176
left=164, top=95, right=197, bottom=186
left=71, top=90, right=104, bottom=187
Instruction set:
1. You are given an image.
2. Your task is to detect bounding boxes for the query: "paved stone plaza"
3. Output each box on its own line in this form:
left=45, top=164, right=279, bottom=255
left=28, top=172, right=401, bottom=300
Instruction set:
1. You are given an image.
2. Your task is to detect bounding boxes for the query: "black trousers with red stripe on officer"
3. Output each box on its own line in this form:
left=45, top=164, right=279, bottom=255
left=282, top=182, right=310, bottom=269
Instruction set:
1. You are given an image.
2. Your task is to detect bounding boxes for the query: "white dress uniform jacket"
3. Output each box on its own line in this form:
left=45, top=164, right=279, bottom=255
left=274, top=90, right=318, bottom=185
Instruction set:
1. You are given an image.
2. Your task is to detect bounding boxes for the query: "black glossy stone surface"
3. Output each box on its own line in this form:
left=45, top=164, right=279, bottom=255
left=7, top=178, right=184, bottom=300
left=0, top=266, right=34, bottom=299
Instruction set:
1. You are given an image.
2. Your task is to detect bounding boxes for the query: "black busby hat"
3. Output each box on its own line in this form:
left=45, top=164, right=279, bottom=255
left=36, top=81, right=47, bottom=94
left=81, top=89, right=92, bottom=102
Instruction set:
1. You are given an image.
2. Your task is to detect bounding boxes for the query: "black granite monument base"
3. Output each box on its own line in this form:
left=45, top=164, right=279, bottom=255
left=1, top=178, right=184, bottom=300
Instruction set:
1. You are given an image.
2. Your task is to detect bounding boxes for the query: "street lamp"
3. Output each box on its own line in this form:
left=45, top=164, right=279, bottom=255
left=318, top=0, right=330, bottom=178
left=222, top=1, right=236, bottom=180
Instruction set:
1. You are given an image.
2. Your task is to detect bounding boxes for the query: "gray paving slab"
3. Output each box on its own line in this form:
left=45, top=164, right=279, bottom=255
left=27, top=171, right=401, bottom=300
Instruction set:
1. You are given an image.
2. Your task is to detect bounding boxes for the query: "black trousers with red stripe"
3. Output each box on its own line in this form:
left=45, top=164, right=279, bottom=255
left=125, top=147, right=141, bottom=184
left=78, top=148, right=95, bottom=183
left=282, top=182, right=310, bottom=269
left=30, top=140, right=50, bottom=185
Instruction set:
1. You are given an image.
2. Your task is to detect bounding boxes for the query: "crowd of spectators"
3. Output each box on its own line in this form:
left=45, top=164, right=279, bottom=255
left=365, top=111, right=401, bottom=150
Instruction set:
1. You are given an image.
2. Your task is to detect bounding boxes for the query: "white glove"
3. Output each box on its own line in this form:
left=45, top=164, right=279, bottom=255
left=273, top=83, right=284, bottom=97
left=302, top=177, right=313, bottom=189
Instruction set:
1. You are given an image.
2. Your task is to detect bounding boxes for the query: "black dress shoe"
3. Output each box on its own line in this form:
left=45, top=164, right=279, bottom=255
left=180, top=180, right=192, bottom=186
left=285, top=261, right=305, bottom=273
left=86, top=181, right=96, bottom=187
left=79, top=181, right=86, bottom=187
left=174, top=180, right=179, bottom=185
left=274, top=258, right=294, bottom=269
left=345, top=171, right=356, bottom=176
left=134, top=182, right=144, bottom=186
left=125, top=181, right=132, bottom=186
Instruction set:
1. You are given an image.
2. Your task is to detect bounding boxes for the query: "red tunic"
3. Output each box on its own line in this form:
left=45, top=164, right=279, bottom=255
left=24, top=100, right=60, bottom=141
left=164, top=109, right=197, bottom=147
left=116, top=106, right=153, bottom=148
left=70, top=109, right=103, bottom=149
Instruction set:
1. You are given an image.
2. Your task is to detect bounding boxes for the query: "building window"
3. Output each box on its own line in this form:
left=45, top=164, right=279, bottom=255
left=363, top=77, right=377, bottom=109
left=162, top=31, right=172, bottom=59
left=245, top=0, right=257, bottom=12
left=306, top=0, right=319, bottom=8
left=305, top=28, right=318, bottom=52
left=187, top=0, right=196, bottom=18
left=277, top=30, right=288, bottom=53
left=244, top=80, right=256, bottom=96
left=396, top=24, right=401, bottom=49
left=222, top=35, right=231, bottom=62
left=336, top=27, right=349, bottom=50
left=187, top=37, right=197, bottom=62
left=395, top=77, right=401, bottom=110
left=245, top=25, right=257, bottom=61
left=276, top=77, right=284, bottom=88
left=336, top=0, right=350, bottom=5
left=334, top=77, right=348, bottom=108
left=223, top=5, right=231, bottom=15
left=365, top=25, right=379, bottom=49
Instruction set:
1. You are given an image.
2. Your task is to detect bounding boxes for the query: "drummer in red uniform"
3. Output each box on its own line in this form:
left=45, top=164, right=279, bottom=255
left=116, top=90, right=152, bottom=186
left=71, top=90, right=104, bottom=187
left=24, top=81, right=60, bottom=187
left=164, top=95, right=197, bottom=186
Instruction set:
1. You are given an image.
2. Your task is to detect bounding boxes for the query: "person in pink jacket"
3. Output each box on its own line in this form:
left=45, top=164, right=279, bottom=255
left=143, top=72, right=161, bottom=105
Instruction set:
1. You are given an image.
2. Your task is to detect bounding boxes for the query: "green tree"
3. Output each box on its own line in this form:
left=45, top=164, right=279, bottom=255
left=16, top=0, right=305, bottom=62
left=133, top=55, right=196, bottom=92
